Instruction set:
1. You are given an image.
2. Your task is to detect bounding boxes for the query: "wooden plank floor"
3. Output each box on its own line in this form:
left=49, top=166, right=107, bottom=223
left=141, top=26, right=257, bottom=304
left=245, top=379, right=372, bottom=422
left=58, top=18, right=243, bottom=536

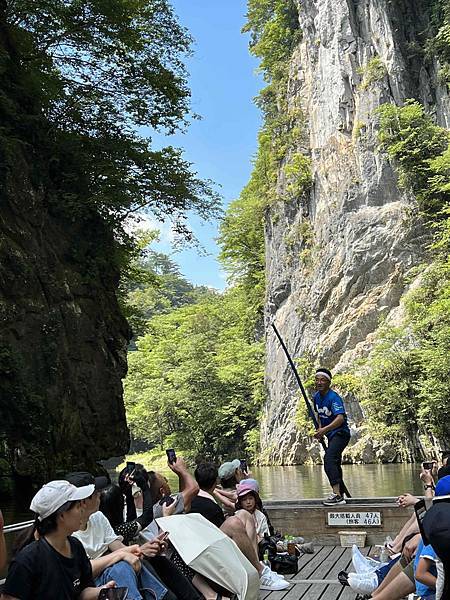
left=260, top=546, right=371, bottom=600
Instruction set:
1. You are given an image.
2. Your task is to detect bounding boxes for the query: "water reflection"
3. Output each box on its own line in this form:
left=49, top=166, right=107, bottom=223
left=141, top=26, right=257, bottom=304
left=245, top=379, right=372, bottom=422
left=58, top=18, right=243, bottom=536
left=251, top=463, right=424, bottom=499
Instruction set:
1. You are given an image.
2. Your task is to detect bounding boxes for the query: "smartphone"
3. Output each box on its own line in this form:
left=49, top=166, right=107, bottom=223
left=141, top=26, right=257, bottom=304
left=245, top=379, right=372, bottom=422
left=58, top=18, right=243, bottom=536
left=240, top=459, right=248, bottom=473
left=98, top=587, right=129, bottom=600
left=158, top=495, right=175, bottom=507
left=422, top=461, right=435, bottom=471
left=159, top=531, right=170, bottom=541
left=166, top=448, right=176, bottom=464
left=126, top=461, right=136, bottom=473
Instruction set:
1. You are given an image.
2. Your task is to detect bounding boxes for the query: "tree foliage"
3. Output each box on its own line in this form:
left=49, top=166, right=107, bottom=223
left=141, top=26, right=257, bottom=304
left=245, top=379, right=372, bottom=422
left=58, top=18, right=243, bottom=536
left=124, top=286, right=264, bottom=459
left=361, top=98, right=450, bottom=446
left=2, top=0, right=220, bottom=255
left=125, top=240, right=211, bottom=337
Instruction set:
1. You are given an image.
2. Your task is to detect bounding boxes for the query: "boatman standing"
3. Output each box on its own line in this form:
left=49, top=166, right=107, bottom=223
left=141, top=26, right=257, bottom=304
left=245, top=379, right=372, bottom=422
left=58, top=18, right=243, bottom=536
left=313, top=367, right=351, bottom=506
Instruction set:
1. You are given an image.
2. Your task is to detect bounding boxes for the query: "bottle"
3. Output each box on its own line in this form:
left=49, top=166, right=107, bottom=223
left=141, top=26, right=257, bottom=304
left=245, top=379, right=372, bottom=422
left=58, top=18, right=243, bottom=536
left=287, top=536, right=296, bottom=556
left=263, top=549, right=270, bottom=567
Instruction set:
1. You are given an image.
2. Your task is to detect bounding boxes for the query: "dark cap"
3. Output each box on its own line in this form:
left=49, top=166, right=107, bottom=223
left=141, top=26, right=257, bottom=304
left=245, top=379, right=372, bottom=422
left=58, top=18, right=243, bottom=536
left=423, top=503, right=450, bottom=560
left=65, top=471, right=109, bottom=491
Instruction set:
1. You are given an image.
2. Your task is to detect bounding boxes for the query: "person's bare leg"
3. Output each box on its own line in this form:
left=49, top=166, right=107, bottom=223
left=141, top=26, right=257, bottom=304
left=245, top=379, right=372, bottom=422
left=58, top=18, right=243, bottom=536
left=370, top=572, right=414, bottom=600
left=371, top=561, right=402, bottom=595
left=221, top=516, right=262, bottom=574
left=192, top=574, right=231, bottom=599
left=234, top=509, right=258, bottom=548
left=390, top=516, right=419, bottom=552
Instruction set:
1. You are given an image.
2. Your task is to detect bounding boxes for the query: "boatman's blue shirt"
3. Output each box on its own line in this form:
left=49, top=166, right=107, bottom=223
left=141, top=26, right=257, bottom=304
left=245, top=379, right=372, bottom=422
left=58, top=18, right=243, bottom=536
left=313, top=389, right=350, bottom=439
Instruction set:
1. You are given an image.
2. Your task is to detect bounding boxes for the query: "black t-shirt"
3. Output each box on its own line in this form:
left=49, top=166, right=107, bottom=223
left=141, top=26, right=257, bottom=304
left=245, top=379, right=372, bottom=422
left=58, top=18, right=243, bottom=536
left=3, top=536, right=95, bottom=599
left=189, top=496, right=225, bottom=529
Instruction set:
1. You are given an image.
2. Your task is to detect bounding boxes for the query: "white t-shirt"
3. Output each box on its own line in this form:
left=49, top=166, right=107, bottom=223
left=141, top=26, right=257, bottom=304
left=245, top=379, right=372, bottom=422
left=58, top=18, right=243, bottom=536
left=253, top=509, right=270, bottom=538
left=73, top=511, right=123, bottom=559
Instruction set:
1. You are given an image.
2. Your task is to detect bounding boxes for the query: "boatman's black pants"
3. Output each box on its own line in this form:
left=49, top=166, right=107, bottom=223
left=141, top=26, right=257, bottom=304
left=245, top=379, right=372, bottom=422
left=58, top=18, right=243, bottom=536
left=324, top=431, right=351, bottom=491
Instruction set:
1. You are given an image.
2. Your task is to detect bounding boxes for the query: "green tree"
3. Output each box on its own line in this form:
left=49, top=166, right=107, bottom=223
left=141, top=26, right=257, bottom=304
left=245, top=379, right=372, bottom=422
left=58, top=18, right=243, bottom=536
left=126, top=243, right=213, bottom=337
left=3, top=0, right=220, bottom=258
left=124, top=287, right=264, bottom=458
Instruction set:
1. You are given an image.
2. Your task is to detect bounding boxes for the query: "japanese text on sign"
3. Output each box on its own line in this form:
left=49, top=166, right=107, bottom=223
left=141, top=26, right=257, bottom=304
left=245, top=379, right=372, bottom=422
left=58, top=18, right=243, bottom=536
left=327, top=511, right=382, bottom=527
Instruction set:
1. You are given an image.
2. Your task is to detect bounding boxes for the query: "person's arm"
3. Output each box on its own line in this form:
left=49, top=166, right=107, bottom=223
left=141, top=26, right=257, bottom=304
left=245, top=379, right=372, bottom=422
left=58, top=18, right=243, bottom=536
left=214, top=488, right=237, bottom=500
left=168, top=457, right=199, bottom=512
left=136, top=485, right=153, bottom=529
left=314, top=414, right=344, bottom=439
left=401, top=533, right=421, bottom=562
left=124, top=486, right=137, bottom=522
left=415, top=557, right=437, bottom=589
left=90, top=544, right=141, bottom=578
left=0, top=510, right=6, bottom=571
left=213, top=489, right=236, bottom=511
left=420, top=467, right=436, bottom=498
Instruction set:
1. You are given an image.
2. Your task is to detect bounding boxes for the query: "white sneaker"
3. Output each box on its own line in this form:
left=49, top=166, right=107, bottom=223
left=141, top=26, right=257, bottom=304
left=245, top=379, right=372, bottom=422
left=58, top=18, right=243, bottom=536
left=260, top=565, right=290, bottom=590
left=352, top=544, right=384, bottom=574
left=348, top=571, right=378, bottom=594
left=260, top=564, right=286, bottom=580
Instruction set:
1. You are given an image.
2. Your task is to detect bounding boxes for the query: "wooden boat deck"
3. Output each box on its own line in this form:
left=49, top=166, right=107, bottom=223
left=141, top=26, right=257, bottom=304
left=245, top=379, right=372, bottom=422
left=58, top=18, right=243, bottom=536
left=260, top=545, right=370, bottom=600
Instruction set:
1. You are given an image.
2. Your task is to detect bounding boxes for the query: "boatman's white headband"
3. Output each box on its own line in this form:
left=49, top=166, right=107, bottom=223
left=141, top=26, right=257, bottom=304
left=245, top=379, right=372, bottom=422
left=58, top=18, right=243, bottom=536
left=315, top=370, right=332, bottom=381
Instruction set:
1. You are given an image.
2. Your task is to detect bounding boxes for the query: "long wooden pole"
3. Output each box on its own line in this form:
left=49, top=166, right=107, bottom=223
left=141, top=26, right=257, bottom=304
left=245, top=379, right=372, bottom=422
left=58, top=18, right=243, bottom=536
left=271, top=322, right=351, bottom=498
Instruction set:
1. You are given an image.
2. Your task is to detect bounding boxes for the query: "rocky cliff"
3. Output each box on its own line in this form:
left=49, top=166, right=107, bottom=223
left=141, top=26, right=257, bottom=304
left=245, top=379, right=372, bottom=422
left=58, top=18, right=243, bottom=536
left=262, top=0, right=450, bottom=463
left=0, top=20, right=130, bottom=487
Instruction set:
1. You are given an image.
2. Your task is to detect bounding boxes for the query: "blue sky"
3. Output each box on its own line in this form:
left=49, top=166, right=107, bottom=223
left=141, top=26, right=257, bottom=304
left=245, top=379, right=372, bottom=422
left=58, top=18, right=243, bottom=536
left=144, top=0, right=262, bottom=289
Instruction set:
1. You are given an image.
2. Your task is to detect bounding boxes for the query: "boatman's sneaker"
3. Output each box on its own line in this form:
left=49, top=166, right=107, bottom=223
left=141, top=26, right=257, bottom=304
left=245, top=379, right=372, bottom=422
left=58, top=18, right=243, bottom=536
left=322, top=493, right=346, bottom=505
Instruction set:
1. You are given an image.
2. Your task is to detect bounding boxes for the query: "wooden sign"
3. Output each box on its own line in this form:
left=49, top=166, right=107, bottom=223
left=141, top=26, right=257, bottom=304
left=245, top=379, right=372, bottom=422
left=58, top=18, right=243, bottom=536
left=327, top=511, right=382, bottom=527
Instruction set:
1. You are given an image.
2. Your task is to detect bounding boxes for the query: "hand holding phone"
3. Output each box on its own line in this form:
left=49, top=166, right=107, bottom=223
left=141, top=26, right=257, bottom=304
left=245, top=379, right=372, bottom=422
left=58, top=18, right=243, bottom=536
left=422, top=461, right=435, bottom=471
left=166, top=448, right=176, bottom=464
left=158, top=495, right=175, bottom=507
left=98, top=587, right=129, bottom=600
left=240, top=459, right=248, bottom=474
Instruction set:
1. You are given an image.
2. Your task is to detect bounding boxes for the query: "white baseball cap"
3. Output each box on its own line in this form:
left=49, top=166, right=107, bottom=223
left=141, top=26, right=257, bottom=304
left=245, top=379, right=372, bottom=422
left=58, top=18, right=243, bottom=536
left=30, top=480, right=95, bottom=521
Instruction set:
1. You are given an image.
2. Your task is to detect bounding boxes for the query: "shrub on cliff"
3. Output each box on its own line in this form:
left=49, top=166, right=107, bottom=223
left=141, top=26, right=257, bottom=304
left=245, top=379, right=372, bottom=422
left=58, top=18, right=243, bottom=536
left=362, top=100, right=450, bottom=446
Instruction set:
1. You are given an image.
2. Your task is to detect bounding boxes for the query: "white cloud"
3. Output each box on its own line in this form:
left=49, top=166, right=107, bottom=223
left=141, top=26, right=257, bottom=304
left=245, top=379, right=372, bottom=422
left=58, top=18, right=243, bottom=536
left=124, top=213, right=175, bottom=244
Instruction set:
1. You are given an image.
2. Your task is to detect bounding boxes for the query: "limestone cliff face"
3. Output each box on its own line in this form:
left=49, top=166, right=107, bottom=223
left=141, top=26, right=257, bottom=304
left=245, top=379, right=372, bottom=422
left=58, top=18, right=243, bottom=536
left=0, top=24, right=130, bottom=485
left=262, top=0, right=450, bottom=463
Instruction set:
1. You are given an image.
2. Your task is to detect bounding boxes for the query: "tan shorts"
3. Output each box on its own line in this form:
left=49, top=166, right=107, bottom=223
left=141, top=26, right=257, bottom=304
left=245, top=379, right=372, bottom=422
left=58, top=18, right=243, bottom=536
left=401, top=557, right=415, bottom=583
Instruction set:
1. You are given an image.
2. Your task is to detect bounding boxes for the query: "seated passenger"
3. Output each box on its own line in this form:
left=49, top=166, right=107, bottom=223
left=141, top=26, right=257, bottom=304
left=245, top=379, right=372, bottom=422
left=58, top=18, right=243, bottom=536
left=213, top=459, right=244, bottom=513
left=343, top=476, right=450, bottom=599
left=1, top=480, right=116, bottom=599
left=100, top=480, right=203, bottom=600
left=66, top=472, right=172, bottom=600
left=188, top=461, right=288, bottom=592
left=235, top=483, right=269, bottom=542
